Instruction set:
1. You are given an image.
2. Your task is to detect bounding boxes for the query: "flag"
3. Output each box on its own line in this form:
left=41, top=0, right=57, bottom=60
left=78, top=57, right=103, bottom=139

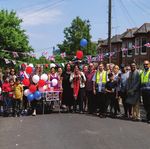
left=42, top=51, right=48, bottom=56
left=109, top=52, right=115, bottom=57
left=132, top=45, right=140, bottom=49
left=97, top=54, right=104, bottom=61
left=12, top=52, right=19, bottom=58
left=31, top=54, right=36, bottom=58
left=12, top=60, right=16, bottom=65
left=86, top=55, right=92, bottom=63
left=144, top=43, right=150, bottom=48
left=92, top=57, right=97, bottom=62
left=60, top=52, right=66, bottom=59
left=48, top=55, right=55, bottom=62
left=121, top=48, right=128, bottom=52
left=4, top=58, right=10, bottom=64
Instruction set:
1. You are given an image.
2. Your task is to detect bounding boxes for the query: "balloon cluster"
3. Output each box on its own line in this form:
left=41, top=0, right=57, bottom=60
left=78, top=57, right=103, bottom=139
left=22, top=64, right=58, bottom=101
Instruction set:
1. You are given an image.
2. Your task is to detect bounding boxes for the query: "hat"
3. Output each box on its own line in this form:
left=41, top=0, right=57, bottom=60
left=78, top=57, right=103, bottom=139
left=50, top=63, right=56, bottom=69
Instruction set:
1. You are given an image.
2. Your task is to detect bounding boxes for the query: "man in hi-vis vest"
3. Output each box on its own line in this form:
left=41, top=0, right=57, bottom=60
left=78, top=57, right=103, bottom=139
left=92, top=63, right=107, bottom=118
left=141, top=60, right=150, bottom=124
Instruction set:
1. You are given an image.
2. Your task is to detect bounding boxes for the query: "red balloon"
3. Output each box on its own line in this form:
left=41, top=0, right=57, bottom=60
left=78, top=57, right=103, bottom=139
left=76, top=50, right=83, bottom=59
left=26, top=66, right=33, bottom=74
left=29, top=84, right=37, bottom=93
left=38, top=79, right=45, bottom=87
left=22, top=78, right=30, bottom=86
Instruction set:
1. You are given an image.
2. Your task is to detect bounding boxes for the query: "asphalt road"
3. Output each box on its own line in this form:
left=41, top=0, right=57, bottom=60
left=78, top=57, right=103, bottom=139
left=0, top=113, right=150, bottom=149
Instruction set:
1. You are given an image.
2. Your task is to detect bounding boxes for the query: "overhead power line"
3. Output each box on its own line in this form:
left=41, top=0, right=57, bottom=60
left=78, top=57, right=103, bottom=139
left=20, top=0, right=65, bottom=18
left=118, top=0, right=136, bottom=27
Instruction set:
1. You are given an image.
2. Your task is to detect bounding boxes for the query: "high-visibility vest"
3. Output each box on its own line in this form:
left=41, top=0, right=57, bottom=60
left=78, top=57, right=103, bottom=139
left=96, top=70, right=107, bottom=84
left=141, top=70, right=150, bottom=84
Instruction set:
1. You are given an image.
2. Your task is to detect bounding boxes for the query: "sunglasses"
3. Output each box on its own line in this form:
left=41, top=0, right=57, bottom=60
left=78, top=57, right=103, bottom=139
left=144, top=64, right=149, bottom=65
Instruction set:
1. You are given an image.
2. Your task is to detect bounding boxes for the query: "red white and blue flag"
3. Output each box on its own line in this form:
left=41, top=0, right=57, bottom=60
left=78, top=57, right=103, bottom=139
left=144, top=43, right=150, bottom=48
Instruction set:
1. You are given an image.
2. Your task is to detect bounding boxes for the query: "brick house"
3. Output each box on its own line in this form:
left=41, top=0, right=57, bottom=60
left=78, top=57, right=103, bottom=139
left=121, top=28, right=138, bottom=65
left=133, top=23, right=150, bottom=67
left=97, top=23, right=150, bottom=67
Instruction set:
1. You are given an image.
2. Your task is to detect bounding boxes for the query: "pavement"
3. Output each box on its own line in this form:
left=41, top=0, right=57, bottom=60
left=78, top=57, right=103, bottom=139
left=0, top=113, right=150, bottom=149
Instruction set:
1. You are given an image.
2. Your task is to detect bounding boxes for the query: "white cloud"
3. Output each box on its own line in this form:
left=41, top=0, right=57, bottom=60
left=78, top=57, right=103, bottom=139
left=18, top=8, right=63, bottom=26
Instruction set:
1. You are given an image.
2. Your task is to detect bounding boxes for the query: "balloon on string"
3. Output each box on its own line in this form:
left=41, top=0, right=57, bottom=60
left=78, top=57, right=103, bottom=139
left=43, top=85, right=48, bottom=90
left=32, top=75, right=40, bottom=84
left=27, top=94, right=34, bottom=101
left=24, top=89, right=31, bottom=96
left=38, top=79, right=45, bottom=87
left=29, top=84, right=37, bottom=93
left=76, top=50, right=83, bottom=59
left=51, top=79, right=58, bottom=87
left=26, top=66, right=33, bottom=74
left=34, top=91, right=41, bottom=100
left=80, top=38, right=88, bottom=47
left=41, top=74, right=48, bottom=81
left=22, top=78, right=30, bottom=86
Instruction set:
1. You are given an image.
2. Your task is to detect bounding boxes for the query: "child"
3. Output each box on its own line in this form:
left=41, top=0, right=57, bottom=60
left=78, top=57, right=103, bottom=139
left=105, top=73, right=117, bottom=117
left=13, top=78, right=23, bottom=117
left=9, top=79, right=15, bottom=115
left=2, top=77, right=11, bottom=116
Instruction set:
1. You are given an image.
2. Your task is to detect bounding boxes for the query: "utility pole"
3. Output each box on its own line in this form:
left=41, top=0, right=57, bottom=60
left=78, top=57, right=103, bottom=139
left=108, top=0, right=112, bottom=63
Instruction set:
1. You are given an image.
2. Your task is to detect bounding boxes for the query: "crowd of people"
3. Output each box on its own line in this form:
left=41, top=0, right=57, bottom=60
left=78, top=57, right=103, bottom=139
left=0, top=60, right=150, bottom=124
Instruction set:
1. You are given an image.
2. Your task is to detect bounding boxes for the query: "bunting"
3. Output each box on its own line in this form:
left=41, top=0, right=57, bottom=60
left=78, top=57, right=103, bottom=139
left=60, top=52, right=66, bottom=59
left=86, top=55, right=92, bottom=63
left=144, top=43, right=150, bottom=47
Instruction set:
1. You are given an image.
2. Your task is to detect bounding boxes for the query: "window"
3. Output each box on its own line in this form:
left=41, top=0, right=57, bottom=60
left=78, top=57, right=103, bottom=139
left=135, top=38, right=140, bottom=55
left=127, top=42, right=132, bottom=57
left=141, top=38, right=147, bottom=54
left=122, top=42, right=127, bottom=57
left=113, top=48, right=117, bottom=58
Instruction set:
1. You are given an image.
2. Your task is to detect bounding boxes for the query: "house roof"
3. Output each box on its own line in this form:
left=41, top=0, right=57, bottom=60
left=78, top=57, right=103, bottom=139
left=134, top=23, right=150, bottom=34
left=111, top=34, right=123, bottom=43
left=121, top=28, right=138, bottom=39
left=99, top=33, right=124, bottom=46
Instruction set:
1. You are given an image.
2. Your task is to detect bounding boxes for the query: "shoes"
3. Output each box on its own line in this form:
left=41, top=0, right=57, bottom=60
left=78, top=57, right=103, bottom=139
left=32, top=110, right=36, bottom=116
left=80, top=111, right=84, bottom=114
left=32, top=112, right=36, bottom=116
left=147, top=120, right=150, bottom=124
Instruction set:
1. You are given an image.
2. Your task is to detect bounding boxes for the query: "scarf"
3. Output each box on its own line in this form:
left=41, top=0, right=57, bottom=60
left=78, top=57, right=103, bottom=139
left=73, top=74, right=80, bottom=99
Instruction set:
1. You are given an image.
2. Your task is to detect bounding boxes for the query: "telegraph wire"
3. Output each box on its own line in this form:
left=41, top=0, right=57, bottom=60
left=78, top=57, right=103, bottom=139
left=119, top=0, right=136, bottom=27
left=20, top=0, right=65, bottom=18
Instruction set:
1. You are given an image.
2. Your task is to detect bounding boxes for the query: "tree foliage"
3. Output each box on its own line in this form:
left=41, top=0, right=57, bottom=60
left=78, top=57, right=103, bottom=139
left=57, top=16, right=97, bottom=58
left=0, top=9, right=33, bottom=63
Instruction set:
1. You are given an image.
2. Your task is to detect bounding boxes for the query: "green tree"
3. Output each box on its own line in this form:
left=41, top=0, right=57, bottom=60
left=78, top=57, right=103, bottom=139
left=0, top=10, right=33, bottom=64
left=57, top=16, right=96, bottom=59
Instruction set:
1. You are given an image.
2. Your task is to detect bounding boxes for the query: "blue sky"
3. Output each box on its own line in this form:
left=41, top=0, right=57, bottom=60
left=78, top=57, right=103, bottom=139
left=0, top=0, right=150, bottom=57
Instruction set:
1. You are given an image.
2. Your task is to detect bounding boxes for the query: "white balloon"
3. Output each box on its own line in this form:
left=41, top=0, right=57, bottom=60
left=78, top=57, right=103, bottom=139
left=29, top=63, right=34, bottom=68
left=51, top=79, right=58, bottom=87
left=24, top=89, right=31, bottom=96
left=32, top=75, right=40, bottom=84
left=41, top=74, right=48, bottom=81
left=43, top=85, right=48, bottom=90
